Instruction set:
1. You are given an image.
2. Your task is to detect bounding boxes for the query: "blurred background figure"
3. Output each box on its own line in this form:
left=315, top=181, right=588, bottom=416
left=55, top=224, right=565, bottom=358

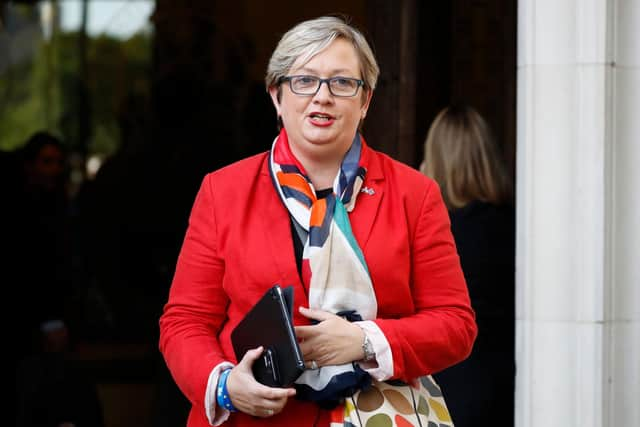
left=5, top=131, right=75, bottom=360
left=420, top=104, right=515, bottom=427
left=1, top=131, right=104, bottom=427
left=16, top=319, right=105, bottom=427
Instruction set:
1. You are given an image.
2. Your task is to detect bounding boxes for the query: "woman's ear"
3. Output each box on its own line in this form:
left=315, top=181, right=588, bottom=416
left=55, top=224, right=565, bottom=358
left=268, top=86, right=282, bottom=115
left=361, top=89, right=373, bottom=118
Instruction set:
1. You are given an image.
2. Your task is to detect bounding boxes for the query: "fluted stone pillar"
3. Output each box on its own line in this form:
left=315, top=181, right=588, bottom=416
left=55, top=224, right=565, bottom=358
left=516, top=1, right=639, bottom=426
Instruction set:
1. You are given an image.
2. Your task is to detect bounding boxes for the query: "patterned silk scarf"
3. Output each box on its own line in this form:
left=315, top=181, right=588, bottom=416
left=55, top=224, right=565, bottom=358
left=269, top=128, right=377, bottom=410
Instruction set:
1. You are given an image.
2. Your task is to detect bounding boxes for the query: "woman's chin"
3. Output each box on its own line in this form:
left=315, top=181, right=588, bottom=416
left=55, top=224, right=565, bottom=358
left=300, top=132, right=336, bottom=147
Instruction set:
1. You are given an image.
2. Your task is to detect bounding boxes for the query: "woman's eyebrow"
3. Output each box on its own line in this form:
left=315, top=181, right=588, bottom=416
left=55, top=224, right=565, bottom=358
left=292, top=66, right=354, bottom=75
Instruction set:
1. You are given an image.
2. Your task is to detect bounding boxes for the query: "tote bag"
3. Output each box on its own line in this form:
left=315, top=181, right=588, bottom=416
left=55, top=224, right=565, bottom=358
left=342, top=376, right=454, bottom=427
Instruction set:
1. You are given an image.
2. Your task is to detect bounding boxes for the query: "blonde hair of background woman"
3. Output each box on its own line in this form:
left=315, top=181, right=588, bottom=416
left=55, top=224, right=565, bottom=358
left=420, top=104, right=513, bottom=210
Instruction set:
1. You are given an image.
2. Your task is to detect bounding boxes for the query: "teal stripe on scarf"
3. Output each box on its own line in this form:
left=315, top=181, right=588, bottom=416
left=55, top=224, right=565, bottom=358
left=333, top=199, right=370, bottom=276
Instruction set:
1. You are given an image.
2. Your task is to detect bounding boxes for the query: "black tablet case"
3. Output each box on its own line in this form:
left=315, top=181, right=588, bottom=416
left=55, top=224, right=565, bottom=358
left=230, top=284, right=305, bottom=387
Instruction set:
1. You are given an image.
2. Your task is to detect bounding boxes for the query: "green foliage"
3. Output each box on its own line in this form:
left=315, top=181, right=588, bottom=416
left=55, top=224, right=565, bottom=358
left=0, top=42, right=60, bottom=150
left=0, top=28, right=152, bottom=157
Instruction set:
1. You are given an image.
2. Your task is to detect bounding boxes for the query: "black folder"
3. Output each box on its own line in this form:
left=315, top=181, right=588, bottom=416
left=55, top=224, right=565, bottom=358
left=230, top=284, right=305, bottom=387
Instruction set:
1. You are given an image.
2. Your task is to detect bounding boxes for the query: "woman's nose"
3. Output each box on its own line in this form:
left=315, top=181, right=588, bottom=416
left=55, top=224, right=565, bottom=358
left=313, top=80, right=334, bottom=102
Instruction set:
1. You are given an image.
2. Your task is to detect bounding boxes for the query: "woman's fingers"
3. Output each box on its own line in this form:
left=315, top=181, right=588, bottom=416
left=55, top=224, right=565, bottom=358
left=239, top=345, right=264, bottom=368
left=298, top=306, right=334, bottom=322
left=241, top=389, right=295, bottom=417
left=251, top=393, right=293, bottom=417
left=295, top=316, right=365, bottom=366
left=225, top=347, right=297, bottom=416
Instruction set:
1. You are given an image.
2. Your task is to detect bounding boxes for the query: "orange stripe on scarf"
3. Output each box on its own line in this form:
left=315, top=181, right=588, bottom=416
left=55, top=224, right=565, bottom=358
left=309, top=198, right=327, bottom=227
left=276, top=171, right=316, bottom=201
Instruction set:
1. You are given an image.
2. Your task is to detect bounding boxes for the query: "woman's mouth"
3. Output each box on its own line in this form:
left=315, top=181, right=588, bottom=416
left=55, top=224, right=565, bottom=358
left=308, top=112, right=335, bottom=125
left=309, top=113, right=333, bottom=121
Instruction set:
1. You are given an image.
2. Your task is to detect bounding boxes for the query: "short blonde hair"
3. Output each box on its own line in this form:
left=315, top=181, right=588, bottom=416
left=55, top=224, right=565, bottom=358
left=421, top=105, right=513, bottom=209
left=265, top=15, right=379, bottom=100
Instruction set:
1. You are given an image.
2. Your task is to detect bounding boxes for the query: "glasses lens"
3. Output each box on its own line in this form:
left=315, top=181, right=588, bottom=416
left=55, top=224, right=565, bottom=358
left=330, top=78, right=358, bottom=96
left=290, top=76, right=319, bottom=95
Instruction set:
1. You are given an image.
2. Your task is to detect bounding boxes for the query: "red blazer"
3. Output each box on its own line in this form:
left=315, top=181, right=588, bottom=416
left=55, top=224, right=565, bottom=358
left=159, top=144, right=477, bottom=427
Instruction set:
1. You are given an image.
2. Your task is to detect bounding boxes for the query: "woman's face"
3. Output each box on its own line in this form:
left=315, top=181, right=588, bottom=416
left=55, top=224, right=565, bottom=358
left=27, top=144, right=66, bottom=191
left=269, top=38, right=372, bottom=164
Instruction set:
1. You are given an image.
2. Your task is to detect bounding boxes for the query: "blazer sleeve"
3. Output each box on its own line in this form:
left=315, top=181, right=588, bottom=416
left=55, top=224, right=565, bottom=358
left=158, top=174, right=228, bottom=410
left=376, top=181, right=477, bottom=381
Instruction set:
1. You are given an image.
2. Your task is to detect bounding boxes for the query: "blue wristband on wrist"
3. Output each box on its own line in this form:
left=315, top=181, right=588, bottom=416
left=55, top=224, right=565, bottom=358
left=216, top=368, right=237, bottom=412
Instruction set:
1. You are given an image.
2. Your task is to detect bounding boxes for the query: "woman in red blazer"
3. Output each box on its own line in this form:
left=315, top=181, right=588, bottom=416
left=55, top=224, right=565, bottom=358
left=159, top=16, right=477, bottom=427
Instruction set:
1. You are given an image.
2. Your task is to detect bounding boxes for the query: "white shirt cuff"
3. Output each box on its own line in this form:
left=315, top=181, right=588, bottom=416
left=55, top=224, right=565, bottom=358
left=205, top=361, right=235, bottom=426
left=354, top=320, right=393, bottom=381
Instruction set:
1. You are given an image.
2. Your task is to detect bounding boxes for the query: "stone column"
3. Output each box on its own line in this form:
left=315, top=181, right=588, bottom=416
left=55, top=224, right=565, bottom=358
left=607, top=1, right=640, bottom=425
left=516, top=1, right=639, bottom=426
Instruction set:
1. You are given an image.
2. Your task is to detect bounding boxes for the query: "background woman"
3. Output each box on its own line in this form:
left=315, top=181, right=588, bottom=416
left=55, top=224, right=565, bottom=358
left=421, top=104, right=515, bottom=427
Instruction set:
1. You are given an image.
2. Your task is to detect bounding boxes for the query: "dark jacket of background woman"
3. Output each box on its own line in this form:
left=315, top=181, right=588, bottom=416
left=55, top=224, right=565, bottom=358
left=437, top=200, right=515, bottom=427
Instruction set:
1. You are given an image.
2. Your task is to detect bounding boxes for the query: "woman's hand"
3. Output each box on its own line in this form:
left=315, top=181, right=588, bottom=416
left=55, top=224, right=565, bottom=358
left=294, top=307, right=366, bottom=368
left=226, top=346, right=296, bottom=417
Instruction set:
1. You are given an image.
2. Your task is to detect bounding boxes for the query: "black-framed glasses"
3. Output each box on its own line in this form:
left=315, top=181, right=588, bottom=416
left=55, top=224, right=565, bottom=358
left=279, top=75, right=364, bottom=97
